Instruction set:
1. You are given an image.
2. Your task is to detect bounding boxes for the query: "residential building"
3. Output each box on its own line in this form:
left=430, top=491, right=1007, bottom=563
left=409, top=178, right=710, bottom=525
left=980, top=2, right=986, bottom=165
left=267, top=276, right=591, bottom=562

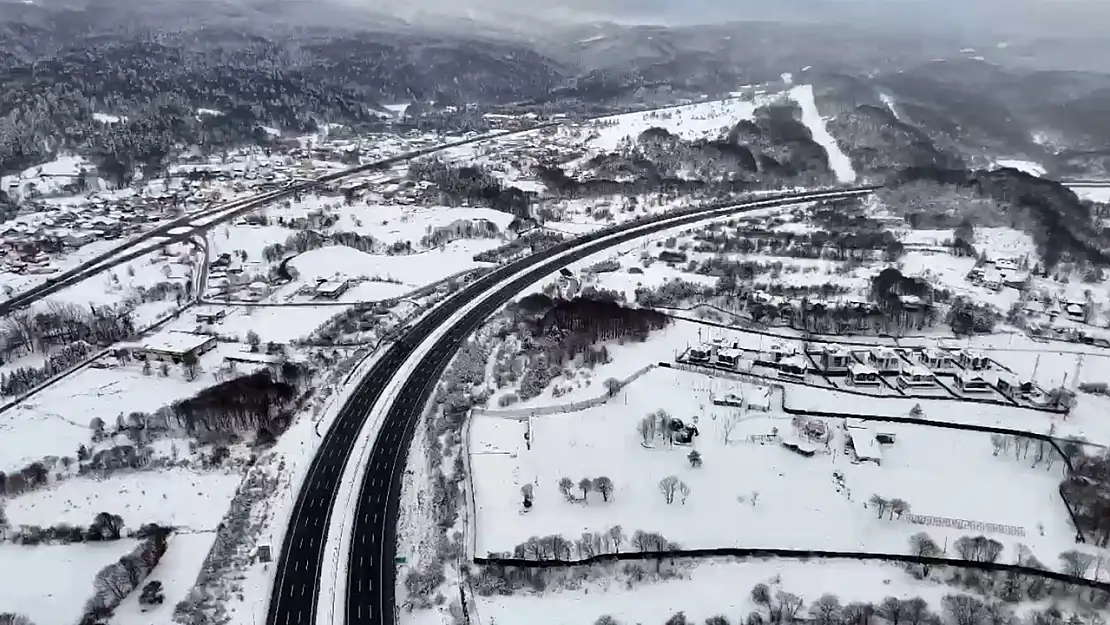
left=868, top=347, right=901, bottom=373
left=817, top=344, right=850, bottom=374
left=956, top=370, right=992, bottom=393
left=847, top=362, right=880, bottom=386
left=315, top=278, right=349, bottom=299
left=778, top=355, right=809, bottom=381
left=956, top=350, right=990, bottom=371
left=898, top=365, right=936, bottom=389
left=919, top=348, right=954, bottom=371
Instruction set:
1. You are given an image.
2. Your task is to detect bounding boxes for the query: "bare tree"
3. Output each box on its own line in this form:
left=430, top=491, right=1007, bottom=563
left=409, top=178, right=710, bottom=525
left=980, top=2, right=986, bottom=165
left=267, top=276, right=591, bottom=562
left=843, top=602, right=874, bottom=625
left=594, top=476, right=614, bottom=502
left=811, top=594, right=843, bottom=625
left=878, top=597, right=907, bottom=625
left=638, top=416, right=655, bottom=445
left=1059, top=550, right=1096, bottom=577
left=909, top=532, right=939, bottom=576
left=989, top=434, right=1008, bottom=456
left=869, top=494, right=889, bottom=518
left=902, top=598, right=932, bottom=625
left=942, top=594, right=985, bottom=625
left=557, top=477, right=574, bottom=500
left=889, top=498, right=910, bottom=519
left=659, top=475, right=679, bottom=504
left=981, top=601, right=1013, bottom=625
left=722, top=414, right=739, bottom=444
left=603, top=377, right=622, bottom=397
left=578, top=477, right=593, bottom=500
left=678, top=480, right=691, bottom=504
left=608, top=525, right=625, bottom=553
left=93, top=512, right=124, bottom=540
left=772, top=591, right=805, bottom=624
left=94, top=563, right=133, bottom=603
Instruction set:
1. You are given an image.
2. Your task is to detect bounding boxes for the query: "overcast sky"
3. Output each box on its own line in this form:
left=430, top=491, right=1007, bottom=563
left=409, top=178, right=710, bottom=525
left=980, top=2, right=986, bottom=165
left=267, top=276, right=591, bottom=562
left=355, top=0, right=1110, bottom=34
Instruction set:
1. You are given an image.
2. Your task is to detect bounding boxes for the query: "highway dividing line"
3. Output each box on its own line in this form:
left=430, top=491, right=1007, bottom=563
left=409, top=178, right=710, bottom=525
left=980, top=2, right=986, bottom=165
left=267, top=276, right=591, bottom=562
left=314, top=188, right=873, bottom=625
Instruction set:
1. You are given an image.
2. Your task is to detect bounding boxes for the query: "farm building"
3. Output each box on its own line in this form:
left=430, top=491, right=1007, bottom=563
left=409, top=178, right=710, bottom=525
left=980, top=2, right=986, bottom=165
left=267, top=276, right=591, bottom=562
left=844, top=421, right=882, bottom=465
left=133, top=331, right=217, bottom=364
left=315, top=278, right=349, bottom=299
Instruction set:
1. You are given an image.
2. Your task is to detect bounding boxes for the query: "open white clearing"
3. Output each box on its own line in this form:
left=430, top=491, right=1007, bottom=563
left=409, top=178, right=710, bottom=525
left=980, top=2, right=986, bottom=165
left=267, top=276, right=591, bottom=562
left=0, top=540, right=139, bottom=625
left=470, top=367, right=1083, bottom=570
left=7, top=468, right=242, bottom=530
left=476, top=557, right=965, bottom=625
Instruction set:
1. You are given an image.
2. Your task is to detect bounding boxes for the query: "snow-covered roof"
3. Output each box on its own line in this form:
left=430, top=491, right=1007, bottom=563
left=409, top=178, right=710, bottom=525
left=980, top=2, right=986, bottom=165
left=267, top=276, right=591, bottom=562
left=141, top=331, right=214, bottom=355
left=903, top=364, right=933, bottom=378
left=781, top=355, right=810, bottom=369
left=316, top=280, right=348, bottom=294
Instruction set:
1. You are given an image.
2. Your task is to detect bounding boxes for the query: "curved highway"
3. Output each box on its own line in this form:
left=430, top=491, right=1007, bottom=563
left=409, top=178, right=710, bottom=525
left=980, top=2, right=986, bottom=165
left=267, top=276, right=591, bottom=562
left=265, top=186, right=879, bottom=625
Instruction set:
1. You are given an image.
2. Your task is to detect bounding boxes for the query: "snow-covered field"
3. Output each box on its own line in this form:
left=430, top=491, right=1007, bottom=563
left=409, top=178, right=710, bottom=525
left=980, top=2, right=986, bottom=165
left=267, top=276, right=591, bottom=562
left=110, top=532, right=217, bottom=625
left=475, top=557, right=975, bottom=625
left=469, top=367, right=1085, bottom=570
left=6, top=468, right=241, bottom=531
left=0, top=343, right=260, bottom=469
left=0, top=540, right=141, bottom=625
left=1070, top=186, right=1110, bottom=203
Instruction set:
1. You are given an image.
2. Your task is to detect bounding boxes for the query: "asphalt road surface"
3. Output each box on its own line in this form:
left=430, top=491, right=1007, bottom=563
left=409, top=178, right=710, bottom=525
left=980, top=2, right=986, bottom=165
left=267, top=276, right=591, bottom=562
left=266, top=187, right=877, bottom=625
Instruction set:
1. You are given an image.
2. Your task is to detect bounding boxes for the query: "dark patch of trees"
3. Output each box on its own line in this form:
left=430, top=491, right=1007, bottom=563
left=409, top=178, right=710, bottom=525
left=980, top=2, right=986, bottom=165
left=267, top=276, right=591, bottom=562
left=890, top=167, right=1109, bottom=270
left=946, top=297, right=999, bottom=335
left=1061, top=452, right=1110, bottom=546
left=169, top=367, right=307, bottom=438
left=80, top=533, right=168, bottom=625
left=408, top=159, right=535, bottom=217
left=507, top=296, right=670, bottom=399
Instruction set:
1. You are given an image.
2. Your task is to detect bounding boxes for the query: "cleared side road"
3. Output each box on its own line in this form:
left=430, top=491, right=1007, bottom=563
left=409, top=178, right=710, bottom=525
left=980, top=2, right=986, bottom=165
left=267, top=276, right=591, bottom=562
left=265, top=185, right=878, bottom=625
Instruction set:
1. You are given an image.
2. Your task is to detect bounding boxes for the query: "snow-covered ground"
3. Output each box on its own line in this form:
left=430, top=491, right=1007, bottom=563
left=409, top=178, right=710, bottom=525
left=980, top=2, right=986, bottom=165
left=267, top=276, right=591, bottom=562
left=469, top=367, right=1087, bottom=571
left=1070, top=186, right=1110, bottom=203
left=110, top=532, right=217, bottom=625
left=789, top=84, right=857, bottom=184
left=995, top=159, right=1046, bottom=176
left=1, top=343, right=262, bottom=470
left=475, top=557, right=983, bottom=625
left=0, top=540, right=140, bottom=625
left=6, top=468, right=241, bottom=531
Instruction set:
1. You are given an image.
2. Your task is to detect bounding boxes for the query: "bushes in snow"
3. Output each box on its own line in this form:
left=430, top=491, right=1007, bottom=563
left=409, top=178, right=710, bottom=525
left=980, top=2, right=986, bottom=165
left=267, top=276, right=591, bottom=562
left=79, top=532, right=169, bottom=624
left=1, top=512, right=140, bottom=546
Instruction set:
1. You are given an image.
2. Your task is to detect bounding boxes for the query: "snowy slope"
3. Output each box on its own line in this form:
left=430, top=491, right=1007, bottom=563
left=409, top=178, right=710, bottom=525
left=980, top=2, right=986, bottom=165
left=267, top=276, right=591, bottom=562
left=789, top=85, right=857, bottom=184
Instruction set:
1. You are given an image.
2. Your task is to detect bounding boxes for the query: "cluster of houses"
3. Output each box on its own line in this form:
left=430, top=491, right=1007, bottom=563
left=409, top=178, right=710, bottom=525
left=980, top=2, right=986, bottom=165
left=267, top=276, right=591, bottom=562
left=0, top=194, right=189, bottom=274
left=967, top=258, right=1029, bottom=292
left=684, top=338, right=1044, bottom=401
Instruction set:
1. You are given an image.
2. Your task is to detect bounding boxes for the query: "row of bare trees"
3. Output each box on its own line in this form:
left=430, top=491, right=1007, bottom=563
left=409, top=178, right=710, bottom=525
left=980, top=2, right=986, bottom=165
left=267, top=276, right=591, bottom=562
left=506, top=526, right=676, bottom=561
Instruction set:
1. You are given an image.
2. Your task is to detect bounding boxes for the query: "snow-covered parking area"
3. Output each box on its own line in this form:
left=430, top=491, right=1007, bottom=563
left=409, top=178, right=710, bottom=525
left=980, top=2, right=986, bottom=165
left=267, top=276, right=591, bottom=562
left=469, top=367, right=1090, bottom=573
